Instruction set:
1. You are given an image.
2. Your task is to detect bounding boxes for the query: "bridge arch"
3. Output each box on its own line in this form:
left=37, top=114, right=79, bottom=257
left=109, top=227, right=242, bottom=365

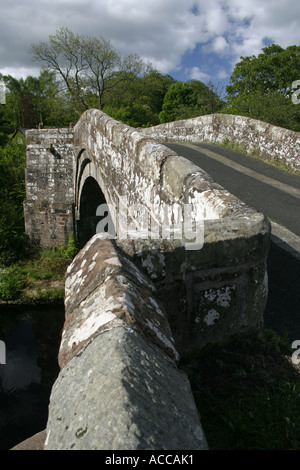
left=75, top=149, right=115, bottom=248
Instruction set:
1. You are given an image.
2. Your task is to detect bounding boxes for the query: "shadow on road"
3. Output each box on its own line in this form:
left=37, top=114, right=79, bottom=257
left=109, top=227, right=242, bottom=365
left=264, top=240, right=300, bottom=342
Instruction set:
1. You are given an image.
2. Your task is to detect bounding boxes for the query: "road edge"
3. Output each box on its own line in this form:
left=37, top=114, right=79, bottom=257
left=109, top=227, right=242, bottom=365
left=270, top=221, right=300, bottom=260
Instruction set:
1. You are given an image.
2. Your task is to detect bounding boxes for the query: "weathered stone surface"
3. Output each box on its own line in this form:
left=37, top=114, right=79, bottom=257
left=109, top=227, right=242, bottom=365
left=45, top=234, right=207, bottom=450
left=11, top=430, right=46, bottom=450
left=45, top=327, right=208, bottom=450
left=24, top=110, right=271, bottom=354
left=141, top=113, right=300, bottom=172
left=60, top=235, right=178, bottom=368
left=117, top=213, right=270, bottom=352
left=24, top=128, right=75, bottom=247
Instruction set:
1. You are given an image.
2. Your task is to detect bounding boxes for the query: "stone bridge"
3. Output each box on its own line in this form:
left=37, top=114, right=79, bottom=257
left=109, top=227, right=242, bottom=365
left=23, top=110, right=299, bottom=450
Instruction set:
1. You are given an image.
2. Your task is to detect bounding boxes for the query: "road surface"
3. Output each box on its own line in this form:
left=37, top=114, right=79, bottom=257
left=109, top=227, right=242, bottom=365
left=164, top=142, right=300, bottom=341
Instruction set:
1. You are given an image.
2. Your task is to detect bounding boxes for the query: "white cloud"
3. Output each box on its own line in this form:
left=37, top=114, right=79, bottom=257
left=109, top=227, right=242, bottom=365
left=188, top=67, right=211, bottom=81
left=217, top=69, right=228, bottom=80
left=211, top=36, right=230, bottom=55
left=0, top=0, right=299, bottom=81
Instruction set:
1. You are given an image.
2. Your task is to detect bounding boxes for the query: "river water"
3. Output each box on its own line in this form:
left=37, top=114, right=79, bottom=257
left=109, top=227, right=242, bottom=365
left=0, top=304, right=64, bottom=450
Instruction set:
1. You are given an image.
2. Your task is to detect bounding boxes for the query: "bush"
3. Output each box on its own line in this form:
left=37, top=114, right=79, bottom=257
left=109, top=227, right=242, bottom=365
left=64, top=233, right=79, bottom=258
left=0, top=140, right=27, bottom=265
left=0, top=267, right=24, bottom=300
left=41, top=233, right=79, bottom=260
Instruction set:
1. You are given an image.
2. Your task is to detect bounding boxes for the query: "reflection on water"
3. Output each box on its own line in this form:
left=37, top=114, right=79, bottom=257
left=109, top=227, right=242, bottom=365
left=0, top=305, right=64, bottom=450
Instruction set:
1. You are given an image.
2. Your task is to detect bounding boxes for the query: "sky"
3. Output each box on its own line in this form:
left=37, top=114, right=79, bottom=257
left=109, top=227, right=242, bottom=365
left=0, top=0, right=299, bottom=93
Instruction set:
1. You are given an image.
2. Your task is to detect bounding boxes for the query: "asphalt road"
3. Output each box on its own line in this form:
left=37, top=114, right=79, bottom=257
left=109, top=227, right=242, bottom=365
left=164, top=142, right=300, bottom=341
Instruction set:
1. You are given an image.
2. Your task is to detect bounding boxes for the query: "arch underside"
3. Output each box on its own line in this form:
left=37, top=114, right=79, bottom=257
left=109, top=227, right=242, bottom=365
left=77, top=176, right=107, bottom=248
left=76, top=150, right=114, bottom=248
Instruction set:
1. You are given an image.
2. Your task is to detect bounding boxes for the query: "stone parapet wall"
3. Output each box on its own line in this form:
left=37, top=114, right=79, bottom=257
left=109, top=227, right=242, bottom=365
left=73, top=110, right=271, bottom=352
left=117, top=214, right=270, bottom=353
left=44, top=235, right=208, bottom=450
left=74, top=110, right=269, bottom=230
left=140, top=113, right=300, bottom=172
left=24, top=128, right=75, bottom=247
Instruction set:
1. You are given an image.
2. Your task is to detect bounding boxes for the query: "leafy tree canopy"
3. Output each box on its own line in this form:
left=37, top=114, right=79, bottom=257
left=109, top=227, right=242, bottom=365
left=159, top=80, right=224, bottom=123
left=227, top=44, right=300, bottom=98
left=225, top=44, right=300, bottom=131
left=30, top=27, right=153, bottom=113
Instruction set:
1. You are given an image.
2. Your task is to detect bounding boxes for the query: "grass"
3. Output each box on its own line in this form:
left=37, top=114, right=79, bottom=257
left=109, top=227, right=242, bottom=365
left=180, top=328, right=300, bottom=450
left=217, top=139, right=300, bottom=176
left=0, top=234, right=78, bottom=303
left=0, top=251, right=74, bottom=303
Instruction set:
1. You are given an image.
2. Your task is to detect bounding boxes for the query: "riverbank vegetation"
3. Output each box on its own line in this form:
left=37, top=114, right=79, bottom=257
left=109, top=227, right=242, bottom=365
left=0, top=239, right=76, bottom=303
left=180, top=328, right=300, bottom=450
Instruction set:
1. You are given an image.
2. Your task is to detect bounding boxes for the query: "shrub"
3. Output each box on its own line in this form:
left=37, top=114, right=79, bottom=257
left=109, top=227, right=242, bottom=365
left=0, top=267, right=24, bottom=300
left=41, top=233, right=79, bottom=260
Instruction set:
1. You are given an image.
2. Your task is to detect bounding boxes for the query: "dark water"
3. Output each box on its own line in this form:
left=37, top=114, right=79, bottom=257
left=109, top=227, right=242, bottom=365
left=0, top=305, right=64, bottom=450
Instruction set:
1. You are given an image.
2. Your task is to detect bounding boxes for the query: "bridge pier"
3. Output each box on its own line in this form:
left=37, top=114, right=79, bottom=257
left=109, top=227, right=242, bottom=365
left=24, top=128, right=75, bottom=247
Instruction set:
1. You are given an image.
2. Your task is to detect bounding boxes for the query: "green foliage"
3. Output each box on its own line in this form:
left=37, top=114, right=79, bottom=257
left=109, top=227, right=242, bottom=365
left=159, top=80, right=224, bottom=123
left=180, top=329, right=300, bottom=450
left=103, top=70, right=175, bottom=127
left=0, top=140, right=27, bottom=265
left=103, top=103, right=160, bottom=128
left=2, top=70, right=78, bottom=129
left=225, top=44, right=300, bottom=131
left=159, top=81, right=198, bottom=122
left=41, top=233, right=79, bottom=260
left=29, top=28, right=226, bottom=127
left=23, top=287, right=65, bottom=303
left=30, top=27, right=156, bottom=113
left=0, top=104, right=12, bottom=146
left=0, top=267, right=24, bottom=300
left=0, top=253, right=71, bottom=302
left=64, top=233, right=79, bottom=258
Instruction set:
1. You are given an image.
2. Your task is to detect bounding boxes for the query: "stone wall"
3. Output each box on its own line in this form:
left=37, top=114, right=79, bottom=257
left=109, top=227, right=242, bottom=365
left=72, top=110, right=270, bottom=353
left=44, top=234, right=208, bottom=450
left=117, top=215, right=269, bottom=354
left=75, top=110, right=270, bottom=352
left=24, top=128, right=75, bottom=247
left=140, top=113, right=300, bottom=172
left=24, top=111, right=271, bottom=352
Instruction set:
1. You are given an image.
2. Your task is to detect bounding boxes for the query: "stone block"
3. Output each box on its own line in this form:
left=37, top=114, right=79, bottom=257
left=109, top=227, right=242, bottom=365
left=45, top=327, right=208, bottom=450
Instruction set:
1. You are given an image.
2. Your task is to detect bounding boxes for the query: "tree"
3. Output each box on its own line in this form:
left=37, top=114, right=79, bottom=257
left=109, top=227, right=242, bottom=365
left=0, top=80, right=12, bottom=145
left=103, top=69, right=175, bottom=127
left=31, top=27, right=150, bottom=113
left=31, top=70, right=78, bottom=127
left=204, top=81, right=225, bottom=114
left=225, top=44, right=300, bottom=130
left=227, top=44, right=300, bottom=98
left=0, top=140, right=26, bottom=264
left=159, top=80, right=223, bottom=123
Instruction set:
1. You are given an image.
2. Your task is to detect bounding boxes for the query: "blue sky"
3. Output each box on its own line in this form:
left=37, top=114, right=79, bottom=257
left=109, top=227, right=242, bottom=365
left=0, top=0, right=299, bottom=95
